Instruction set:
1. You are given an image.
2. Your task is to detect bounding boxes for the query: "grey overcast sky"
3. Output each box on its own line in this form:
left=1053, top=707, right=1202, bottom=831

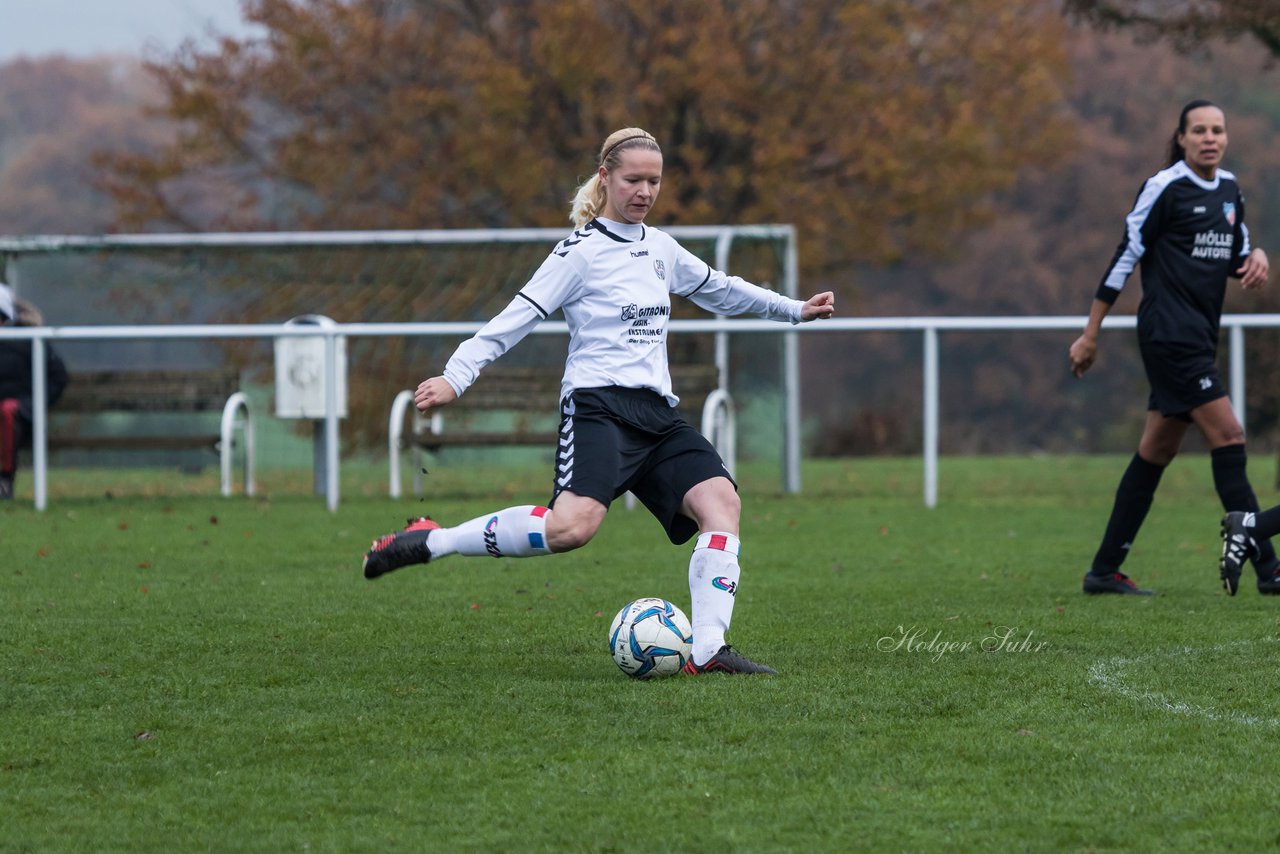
left=2, top=0, right=262, bottom=62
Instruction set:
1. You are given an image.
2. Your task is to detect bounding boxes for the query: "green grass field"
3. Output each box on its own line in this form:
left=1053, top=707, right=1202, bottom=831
left=4, top=456, right=1280, bottom=851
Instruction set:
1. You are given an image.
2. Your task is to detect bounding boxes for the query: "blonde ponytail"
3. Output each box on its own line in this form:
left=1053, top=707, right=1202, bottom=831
left=569, top=173, right=607, bottom=227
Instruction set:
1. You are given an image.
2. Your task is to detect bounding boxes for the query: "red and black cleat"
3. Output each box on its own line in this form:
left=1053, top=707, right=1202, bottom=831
left=363, top=517, right=441, bottom=580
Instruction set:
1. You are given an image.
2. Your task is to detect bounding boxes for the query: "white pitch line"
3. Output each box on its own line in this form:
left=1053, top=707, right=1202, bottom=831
left=1087, top=637, right=1280, bottom=729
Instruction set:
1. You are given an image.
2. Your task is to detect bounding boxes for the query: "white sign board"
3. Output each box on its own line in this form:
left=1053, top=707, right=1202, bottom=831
left=274, top=315, right=348, bottom=418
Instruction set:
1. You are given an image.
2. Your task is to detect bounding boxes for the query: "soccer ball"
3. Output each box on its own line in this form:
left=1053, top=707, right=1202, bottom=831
left=608, top=597, right=694, bottom=679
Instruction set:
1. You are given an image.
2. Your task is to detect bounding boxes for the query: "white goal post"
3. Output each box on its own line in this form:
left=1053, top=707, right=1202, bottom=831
left=0, top=226, right=803, bottom=510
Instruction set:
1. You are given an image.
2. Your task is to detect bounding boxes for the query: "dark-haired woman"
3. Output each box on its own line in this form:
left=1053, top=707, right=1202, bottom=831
left=1069, top=100, right=1271, bottom=596
left=362, top=127, right=835, bottom=672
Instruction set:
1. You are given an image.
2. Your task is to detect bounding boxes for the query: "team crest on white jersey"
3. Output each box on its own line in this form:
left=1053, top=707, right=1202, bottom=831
left=1223, top=202, right=1236, bottom=226
left=653, top=260, right=665, bottom=280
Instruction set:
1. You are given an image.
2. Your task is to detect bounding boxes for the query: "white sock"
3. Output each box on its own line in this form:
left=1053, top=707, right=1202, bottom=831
left=688, top=531, right=741, bottom=665
left=428, top=505, right=552, bottom=558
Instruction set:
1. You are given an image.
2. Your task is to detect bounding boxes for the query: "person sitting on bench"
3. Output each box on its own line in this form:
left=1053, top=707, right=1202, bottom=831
left=0, top=283, right=69, bottom=499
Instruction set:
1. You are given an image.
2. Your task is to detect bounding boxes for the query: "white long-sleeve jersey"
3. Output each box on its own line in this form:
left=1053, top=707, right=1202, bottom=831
left=442, top=218, right=805, bottom=407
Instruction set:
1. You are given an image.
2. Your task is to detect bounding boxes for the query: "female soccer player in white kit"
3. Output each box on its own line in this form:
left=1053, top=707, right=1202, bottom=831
left=363, top=127, right=835, bottom=674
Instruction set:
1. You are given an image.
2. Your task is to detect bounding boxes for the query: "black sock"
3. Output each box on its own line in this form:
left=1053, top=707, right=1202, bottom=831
left=1091, top=454, right=1165, bottom=574
left=1211, top=444, right=1278, bottom=574
left=1250, top=506, right=1280, bottom=542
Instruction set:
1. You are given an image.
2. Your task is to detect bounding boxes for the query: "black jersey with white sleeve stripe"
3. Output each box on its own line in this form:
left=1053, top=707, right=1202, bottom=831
left=1096, top=160, right=1251, bottom=351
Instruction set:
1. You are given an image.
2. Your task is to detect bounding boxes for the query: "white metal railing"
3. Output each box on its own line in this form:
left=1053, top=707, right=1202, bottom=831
left=2, top=313, right=1275, bottom=512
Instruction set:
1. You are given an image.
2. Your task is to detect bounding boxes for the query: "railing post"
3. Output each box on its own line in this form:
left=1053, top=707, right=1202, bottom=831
left=923, top=326, right=939, bottom=509
left=1229, top=322, right=1246, bottom=433
left=324, top=331, right=341, bottom=513
left=31, top=333, right=48, bottom=511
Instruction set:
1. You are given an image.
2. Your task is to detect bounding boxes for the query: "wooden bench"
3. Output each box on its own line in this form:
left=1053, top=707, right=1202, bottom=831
left=387, top=364, right=735, bottom=498
left=49, top=368, right=256, bottom=496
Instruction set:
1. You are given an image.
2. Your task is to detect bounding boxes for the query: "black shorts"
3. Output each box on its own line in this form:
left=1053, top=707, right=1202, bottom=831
left=548, top=386, right=735, bottom=545
left=1140, top=341, right=1226, bottom=419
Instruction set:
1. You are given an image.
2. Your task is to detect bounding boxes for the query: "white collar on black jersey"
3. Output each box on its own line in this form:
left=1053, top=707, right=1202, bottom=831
left=1173, top=159, right=1225, bottom=191
left=592, top=217, right=645, bottom=242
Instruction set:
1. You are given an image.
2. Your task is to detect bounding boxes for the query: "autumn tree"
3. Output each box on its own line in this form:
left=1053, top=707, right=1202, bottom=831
left=82, top=0, right=1079, bottom=454
left=807, top=27, right=1280, bottom=455
left=101, top=0, right=1071, bottom=273
left=1064, top=0, right=1280, bottom=55
left=0, top=58, right=165, bottom=233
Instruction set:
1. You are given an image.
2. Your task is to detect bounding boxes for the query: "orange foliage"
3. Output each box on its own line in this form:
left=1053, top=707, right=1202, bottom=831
left=808, top=27, right=1280, bottom=454
left=98, top=0, right=1071, bottom=272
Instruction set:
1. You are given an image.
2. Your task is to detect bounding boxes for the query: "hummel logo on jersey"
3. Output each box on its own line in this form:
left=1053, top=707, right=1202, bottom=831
left=630, top=249, right=649, bottom=257
left=1199, top=376, right=1213, bottom=390
left=653, top=260, right=666, bottom=280
left=621, top=303, right=638, bottom=321
left=1193, top=205, right=1207, bottom=214
left=553, top=227, right=590, bottom=257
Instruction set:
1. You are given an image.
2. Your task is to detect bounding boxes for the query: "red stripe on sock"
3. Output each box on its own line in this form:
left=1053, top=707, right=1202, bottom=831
left=708, top=533, right=728, bottom=551
left=531, top=506, right=549, bottom=518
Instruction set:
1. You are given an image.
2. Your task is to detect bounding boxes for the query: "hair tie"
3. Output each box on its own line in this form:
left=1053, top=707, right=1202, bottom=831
left=600, top=134, right=654, bottom=165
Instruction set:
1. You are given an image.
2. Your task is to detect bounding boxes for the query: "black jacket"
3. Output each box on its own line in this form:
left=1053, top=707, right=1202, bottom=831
left=0, top=334, right=70, bottom=422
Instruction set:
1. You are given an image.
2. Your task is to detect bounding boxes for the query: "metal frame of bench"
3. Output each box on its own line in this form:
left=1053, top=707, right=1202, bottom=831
left=387, top=373, right=735, bottom=499
left=48, top=369, right=256, bottom=497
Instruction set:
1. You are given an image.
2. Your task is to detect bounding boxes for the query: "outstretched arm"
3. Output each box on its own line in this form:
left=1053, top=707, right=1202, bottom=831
left=425, top=252, right=581, bottom=411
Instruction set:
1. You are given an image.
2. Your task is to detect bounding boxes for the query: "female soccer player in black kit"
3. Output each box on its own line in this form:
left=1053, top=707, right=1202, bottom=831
left=361, top=128, right=836, bottom=672
left=1069, top=100, right=1272, bottom=596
